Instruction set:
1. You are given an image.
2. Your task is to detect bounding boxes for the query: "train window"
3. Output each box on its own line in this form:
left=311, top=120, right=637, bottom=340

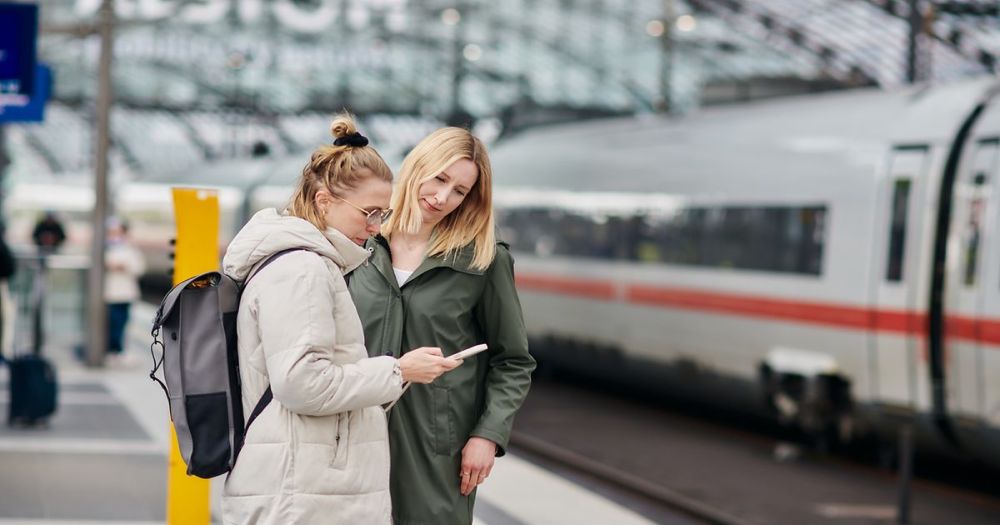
left=885, top=179, right=911, bottom=282
left=963, top=174, right=987, bottom=286
left=498, top=203, right=826, bottom=275
left=675, top=205, right=825, bottom=275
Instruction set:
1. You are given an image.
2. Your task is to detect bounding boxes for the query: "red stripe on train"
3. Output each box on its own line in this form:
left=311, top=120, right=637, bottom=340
left=514, top=274, right=616, bottom=300
left=515, top=273, right=1000, bottom=345
left=945, top=317, right=1000, bottom=345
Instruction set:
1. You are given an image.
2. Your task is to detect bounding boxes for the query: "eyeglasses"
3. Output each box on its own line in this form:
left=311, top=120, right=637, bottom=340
left=335, top=196, right=393, bottom=226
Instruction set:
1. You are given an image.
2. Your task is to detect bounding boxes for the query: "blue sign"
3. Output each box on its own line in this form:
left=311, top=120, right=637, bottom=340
left=0, top=3, right=39, bottom=95
left=0, top=63, right=50, bottom=122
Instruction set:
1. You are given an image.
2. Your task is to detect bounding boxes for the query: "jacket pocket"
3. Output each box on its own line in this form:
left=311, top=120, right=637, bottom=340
left=330, top=412, right=351, bottom=469
left=431, top=384, right=454, bottom=456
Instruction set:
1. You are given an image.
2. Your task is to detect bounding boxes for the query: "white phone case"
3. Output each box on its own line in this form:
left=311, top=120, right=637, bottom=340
left=450, top=343, right=488, bottom=360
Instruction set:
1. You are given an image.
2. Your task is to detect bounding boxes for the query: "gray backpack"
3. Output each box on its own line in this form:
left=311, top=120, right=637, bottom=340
left=149, top=249, right=300, bottom=478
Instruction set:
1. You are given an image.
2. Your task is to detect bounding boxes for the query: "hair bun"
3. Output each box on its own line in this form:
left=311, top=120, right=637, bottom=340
left=333, top=132, right=369, bottom=148
left=330, top=113, right=358, bottom=136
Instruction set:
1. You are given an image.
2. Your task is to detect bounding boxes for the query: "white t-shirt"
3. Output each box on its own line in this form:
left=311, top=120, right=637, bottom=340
left=393, top=267, right=413, bottom=286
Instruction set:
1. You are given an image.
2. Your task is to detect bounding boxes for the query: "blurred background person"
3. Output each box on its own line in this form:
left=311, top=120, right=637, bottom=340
left=103, top=217, right=144, bottom=367
left=31, top=211, right=66, bottom=256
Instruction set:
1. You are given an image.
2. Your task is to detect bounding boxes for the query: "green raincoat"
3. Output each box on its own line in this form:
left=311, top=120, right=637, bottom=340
left=349, top=235, right=536, bottom=525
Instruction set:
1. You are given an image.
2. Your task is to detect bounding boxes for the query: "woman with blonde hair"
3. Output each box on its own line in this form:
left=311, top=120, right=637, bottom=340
left=220, top=114, right=458, bottom=525
left=349, top=127, right=536, bottom=525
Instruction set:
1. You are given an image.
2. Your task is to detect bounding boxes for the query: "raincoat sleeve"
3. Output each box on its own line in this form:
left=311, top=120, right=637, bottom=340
left=471, top=246, right=536, bottom=456
left=254, top=257, right=403, bottom=416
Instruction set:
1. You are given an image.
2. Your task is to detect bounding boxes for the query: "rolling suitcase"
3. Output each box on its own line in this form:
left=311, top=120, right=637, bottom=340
left=5, top=261, right=58, bottom=426
left=8, top=353, right=57, bottom=425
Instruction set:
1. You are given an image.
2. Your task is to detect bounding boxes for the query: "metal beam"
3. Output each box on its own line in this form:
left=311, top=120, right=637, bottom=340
left=906, top=0, right=922, bottom=83
left=86, top=0, right=113, bottom=367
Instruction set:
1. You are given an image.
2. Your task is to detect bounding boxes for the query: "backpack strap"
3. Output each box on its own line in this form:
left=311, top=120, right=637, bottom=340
left=232, top=386, right=274, bottom=470
left=242, top=248, right=307, bottom=290
left=232, top=248, right=305, bottom=461
left=245, top=387, right=273, bottom=433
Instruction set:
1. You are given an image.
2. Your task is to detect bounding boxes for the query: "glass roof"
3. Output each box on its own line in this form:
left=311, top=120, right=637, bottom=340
left=7, top=0, right=998, bottom=183
left=36, top=0, right=828, bottom=117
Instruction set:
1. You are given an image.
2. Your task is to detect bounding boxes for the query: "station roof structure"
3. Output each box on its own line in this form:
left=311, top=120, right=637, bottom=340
left=5, top=0, right=1000, bottom=181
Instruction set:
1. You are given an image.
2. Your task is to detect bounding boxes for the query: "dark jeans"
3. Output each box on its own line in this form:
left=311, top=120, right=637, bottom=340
left=107, top=303, right=131, bottom=354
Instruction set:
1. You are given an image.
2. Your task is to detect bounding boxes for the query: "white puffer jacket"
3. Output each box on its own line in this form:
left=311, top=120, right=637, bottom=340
left=221, top=208, right=403, bottom=525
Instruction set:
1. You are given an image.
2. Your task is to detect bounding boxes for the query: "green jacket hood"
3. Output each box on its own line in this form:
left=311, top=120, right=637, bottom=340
left=367, top=234, right=512, bottom=282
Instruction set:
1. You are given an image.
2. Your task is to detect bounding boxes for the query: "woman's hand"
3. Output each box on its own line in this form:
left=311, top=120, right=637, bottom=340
left=397, top=347, right=460, bottom=384
left=459, top=437, right=497, bottom=496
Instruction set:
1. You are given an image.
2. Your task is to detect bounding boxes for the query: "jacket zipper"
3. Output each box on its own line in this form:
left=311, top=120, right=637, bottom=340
left=379, top=292, right=394, bottom=357
left=373, top=242, right=399, bottom=357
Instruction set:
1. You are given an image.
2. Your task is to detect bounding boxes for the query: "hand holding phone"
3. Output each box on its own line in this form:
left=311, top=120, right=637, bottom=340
left=449, top=344, right=488, bottom=361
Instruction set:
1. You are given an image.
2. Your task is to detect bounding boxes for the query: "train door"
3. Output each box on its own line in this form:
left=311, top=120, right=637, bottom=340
left=944, top=138, right=1000, bottom=421
left=870, top=147, right=930, bottom=409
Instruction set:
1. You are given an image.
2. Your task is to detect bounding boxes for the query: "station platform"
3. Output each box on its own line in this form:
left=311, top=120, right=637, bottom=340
left=0, top=303, right=664, bottom=525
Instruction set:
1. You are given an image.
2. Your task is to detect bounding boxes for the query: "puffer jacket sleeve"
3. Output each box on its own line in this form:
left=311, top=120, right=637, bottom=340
left=471, top=245, right=536, bottom=456
left=254, top=255, right=403, bottom=416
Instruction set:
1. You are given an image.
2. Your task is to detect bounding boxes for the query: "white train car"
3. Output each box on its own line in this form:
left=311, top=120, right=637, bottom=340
left=490, top=78, right=1000, bottom=464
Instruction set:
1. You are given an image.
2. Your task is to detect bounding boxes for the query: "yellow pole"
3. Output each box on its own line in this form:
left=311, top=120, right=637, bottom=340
left=166, top=187, right=220, bottom=525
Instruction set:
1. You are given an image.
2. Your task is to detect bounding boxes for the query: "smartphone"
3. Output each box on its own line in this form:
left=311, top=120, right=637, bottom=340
left=449, top=343, right=488, bottom=361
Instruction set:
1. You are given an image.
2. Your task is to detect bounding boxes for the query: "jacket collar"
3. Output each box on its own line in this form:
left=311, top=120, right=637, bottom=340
left=323, top=226, right=370, bottom=274
left=367, top=235, right=485, bottom=290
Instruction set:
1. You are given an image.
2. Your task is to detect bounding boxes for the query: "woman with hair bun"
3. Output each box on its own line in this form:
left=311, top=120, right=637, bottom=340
left=220, top=113, right=458, bottom=525
left=350, top=127, right=536, bottom=525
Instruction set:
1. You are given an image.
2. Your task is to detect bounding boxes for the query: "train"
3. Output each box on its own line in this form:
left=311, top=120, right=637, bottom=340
left=488, top=77, right=1000, bottom=466
left=5, top=76, right=1000, bottom=466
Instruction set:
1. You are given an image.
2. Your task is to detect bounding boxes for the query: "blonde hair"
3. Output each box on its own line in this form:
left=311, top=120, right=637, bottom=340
left=383, top=127, right=495, bottom=270
left=286, top=113, right=392, bottom=230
